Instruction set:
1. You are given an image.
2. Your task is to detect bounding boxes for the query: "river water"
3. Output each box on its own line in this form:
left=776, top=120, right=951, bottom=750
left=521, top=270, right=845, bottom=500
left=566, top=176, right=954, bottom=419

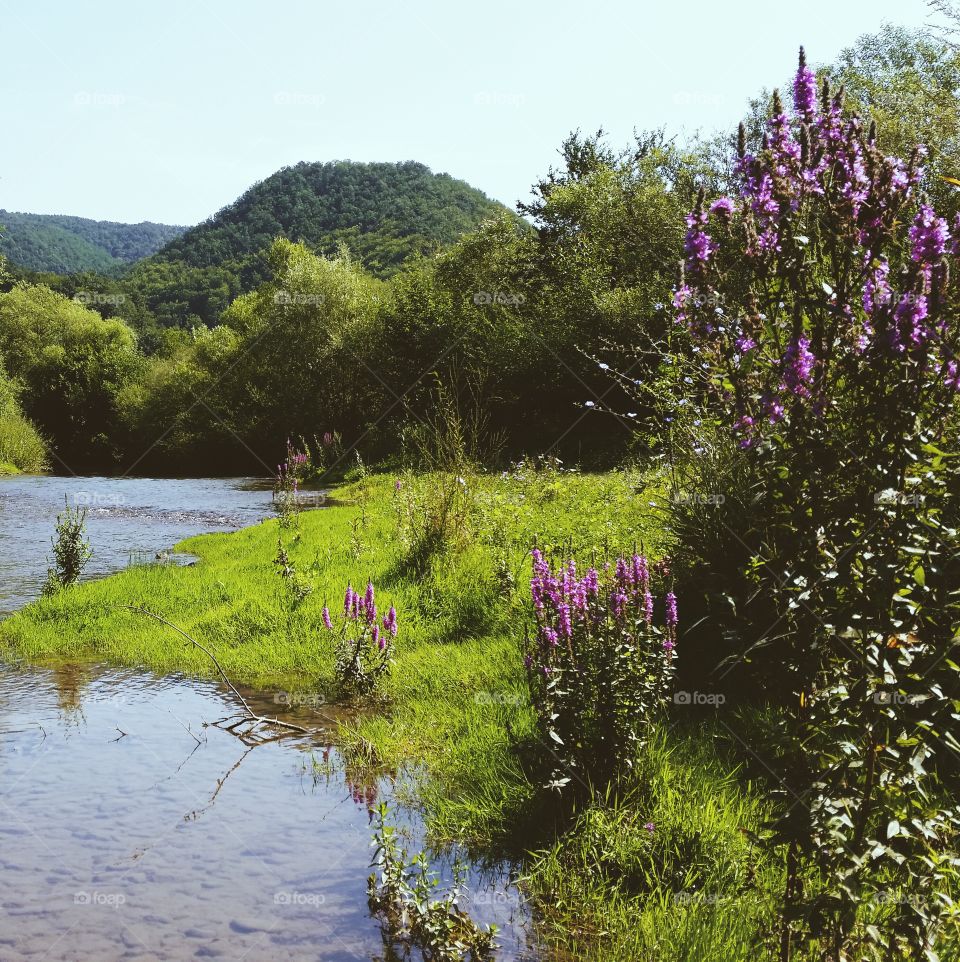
left=0, top=475, right=275, bottom=616
left=0, top=477, right=535, bottom=961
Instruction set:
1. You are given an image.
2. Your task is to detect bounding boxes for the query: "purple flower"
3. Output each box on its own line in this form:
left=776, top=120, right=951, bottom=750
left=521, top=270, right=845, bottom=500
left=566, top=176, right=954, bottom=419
left=735, top=335, right=757, bottom=353
left=372, top=624, right=384, bottom=650
left=684, top=210, right=716, bottom=267
left=863, top=257, right=891, bottom=316
left=893, top=293, right=930, bottom=350
left=765, top=396, right=785, bottom=424
left=611, top=589, right=628, bottom=618
left=644, top=590, right=654, bottom=626
left=665, top=592, right=678, bottom=627
left=632, top=554, right=649, bottom=590
left=383, top=605, right=398, bottom=637
left=909, top=205, right=950, bottom=266
left=643, top=822, right=655, bottom=834
left=322, top=606, right=333, bottom=630
left=945, top=360, right=960, bottom=392
left=782, top=336, right=816, bottom=396
left=709, top=197, right=735, bottom=219
left=792, top=47, right=817, bottom=117
left=344, top=586, right=355, bottom=618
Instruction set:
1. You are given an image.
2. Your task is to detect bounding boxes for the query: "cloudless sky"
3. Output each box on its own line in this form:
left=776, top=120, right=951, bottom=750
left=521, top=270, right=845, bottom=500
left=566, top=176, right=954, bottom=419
left=0, top=0, right=938, bottom=225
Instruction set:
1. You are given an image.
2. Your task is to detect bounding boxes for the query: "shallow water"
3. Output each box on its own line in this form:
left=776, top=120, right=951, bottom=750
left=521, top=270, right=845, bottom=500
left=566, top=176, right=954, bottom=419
left=0, top=660, right=534, bottom=961
left=0, top=476, right=274, bottom=616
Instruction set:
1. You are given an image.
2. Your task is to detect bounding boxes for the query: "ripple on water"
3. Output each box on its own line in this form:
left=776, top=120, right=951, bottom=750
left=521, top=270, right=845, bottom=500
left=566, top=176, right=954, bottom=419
left=0, top=661, right=537, bottom=962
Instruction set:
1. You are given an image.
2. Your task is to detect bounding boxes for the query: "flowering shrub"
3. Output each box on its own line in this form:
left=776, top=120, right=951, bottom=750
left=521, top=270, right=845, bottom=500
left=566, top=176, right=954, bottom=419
left=525, top=548, right=676, bottom=790
left=322, top=581, right=396, bottom=694
left=273, top=438, right=311, bottom=529
left=662, top=47, right=960, bottom=960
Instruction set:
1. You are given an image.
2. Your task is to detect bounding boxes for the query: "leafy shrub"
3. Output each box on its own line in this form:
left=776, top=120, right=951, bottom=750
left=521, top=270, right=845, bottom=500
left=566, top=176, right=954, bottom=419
left=42, top=499, right=92, bottom=595
left=368, top=803, right=498, bottom=961
left=525, top=548, right=676, bottom=790
left=0, top=362, right=47, bottom=473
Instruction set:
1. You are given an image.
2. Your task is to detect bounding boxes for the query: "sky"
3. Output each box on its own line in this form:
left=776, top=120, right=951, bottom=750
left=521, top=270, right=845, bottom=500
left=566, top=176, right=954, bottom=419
left=0, top=0, right=940, bottom=226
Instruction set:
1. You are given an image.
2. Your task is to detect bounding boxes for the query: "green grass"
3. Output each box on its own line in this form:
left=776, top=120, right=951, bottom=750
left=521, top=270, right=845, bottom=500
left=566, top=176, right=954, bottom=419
left=0, top=461, right=20, bottom=476
left=0, top=467, right=781, bottom=960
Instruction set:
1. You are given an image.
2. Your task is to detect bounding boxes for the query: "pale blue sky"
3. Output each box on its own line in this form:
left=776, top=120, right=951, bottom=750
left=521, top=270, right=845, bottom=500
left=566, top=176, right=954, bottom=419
left=0, top=0, right=936, bottom=225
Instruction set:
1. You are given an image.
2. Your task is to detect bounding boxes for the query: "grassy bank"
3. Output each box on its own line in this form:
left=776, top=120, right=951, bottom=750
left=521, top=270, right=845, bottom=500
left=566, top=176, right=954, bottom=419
left=0, top=461, right=20, bottom=475
left=0, top=468, right=778, bottom=960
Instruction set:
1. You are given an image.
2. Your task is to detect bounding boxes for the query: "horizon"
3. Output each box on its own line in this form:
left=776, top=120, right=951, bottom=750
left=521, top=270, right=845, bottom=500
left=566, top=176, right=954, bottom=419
left=0, top=0, right=940, bottom=226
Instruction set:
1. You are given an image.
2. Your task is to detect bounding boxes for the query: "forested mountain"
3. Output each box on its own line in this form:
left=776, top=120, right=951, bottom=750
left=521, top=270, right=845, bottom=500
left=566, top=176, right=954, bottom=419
left=0, top=212, right=186, bottom=275
left=129, top=160, right=514, bottom=326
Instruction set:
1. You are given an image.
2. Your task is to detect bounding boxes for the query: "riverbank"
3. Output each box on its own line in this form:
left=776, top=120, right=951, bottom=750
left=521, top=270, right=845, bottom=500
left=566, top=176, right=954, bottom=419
left=0, top=461, right=20, bottom=475
left=0, top=469, right=777, bottom=960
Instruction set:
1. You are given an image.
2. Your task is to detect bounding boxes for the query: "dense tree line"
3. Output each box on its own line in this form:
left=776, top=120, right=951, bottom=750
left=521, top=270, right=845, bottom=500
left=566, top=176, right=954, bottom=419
left=0, top=212, right=185, bottom=275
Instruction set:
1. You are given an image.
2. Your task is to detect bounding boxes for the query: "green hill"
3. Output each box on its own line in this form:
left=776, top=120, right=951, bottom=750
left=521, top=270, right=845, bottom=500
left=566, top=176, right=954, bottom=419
left=0, top=211, right=186, bottom=275
left=130, top=160, right=514, bottom=326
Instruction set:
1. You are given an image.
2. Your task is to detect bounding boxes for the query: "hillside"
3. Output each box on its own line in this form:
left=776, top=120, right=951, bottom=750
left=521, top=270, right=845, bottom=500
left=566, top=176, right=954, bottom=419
left=129, top=160, right=514, bottom=326
left=0, top=211, right=186, bottom=275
